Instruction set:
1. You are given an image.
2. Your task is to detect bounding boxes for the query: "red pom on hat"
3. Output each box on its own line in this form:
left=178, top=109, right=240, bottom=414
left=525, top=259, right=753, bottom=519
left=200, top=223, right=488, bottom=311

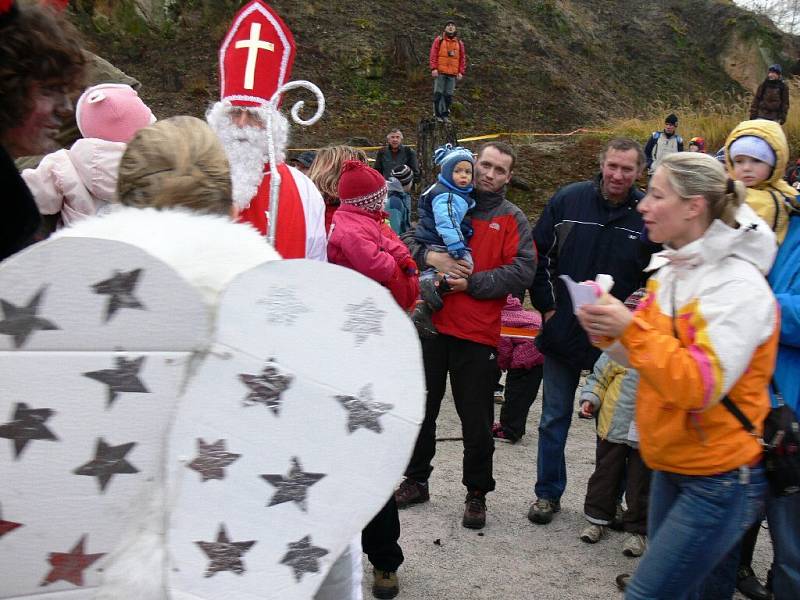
left=338, top=160, right=387, bottom=212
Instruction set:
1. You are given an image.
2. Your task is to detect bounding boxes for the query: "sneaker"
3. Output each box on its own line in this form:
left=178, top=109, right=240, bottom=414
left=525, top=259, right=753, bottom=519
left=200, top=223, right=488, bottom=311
left=372, top=569, right=399, bottom=599
left=527, top=498, right=560, bottom=524
left=736, top=566, right=770, bottom=600
left=580, top=523, right=607, bottom=544
left=420, top=277, right=444, bottom=310
left=491, top=423, right=516, bottom=444
left=622, top=533, right=647, bottom=557
left=394, top=478, right=429, bottom=509
left=412, top=302, right=438, bottom=340
left=615, top=573, right=630, bottom=592
left=462, top=490, right=486, bottom=529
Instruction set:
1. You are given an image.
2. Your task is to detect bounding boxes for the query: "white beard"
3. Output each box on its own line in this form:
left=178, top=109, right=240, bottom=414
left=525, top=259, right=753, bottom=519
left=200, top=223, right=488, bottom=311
left=206, top=101, right=289, bottom=210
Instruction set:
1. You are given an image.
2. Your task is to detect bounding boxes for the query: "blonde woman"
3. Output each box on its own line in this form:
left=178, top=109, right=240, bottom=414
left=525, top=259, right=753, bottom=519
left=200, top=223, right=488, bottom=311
left=307, top=145, right=368, bottom=233
left=577, top=152, right=779, bottom=599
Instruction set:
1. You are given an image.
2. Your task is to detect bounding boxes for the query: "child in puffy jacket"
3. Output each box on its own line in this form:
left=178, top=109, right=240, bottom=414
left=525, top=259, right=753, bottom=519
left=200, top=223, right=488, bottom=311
left=22, top=83, right=155, bottom=228
left=577, top=288, right=650, bottom=559
left=491, top=294, right=544, bottom=443
left=412, top=144, right=475, bottom=337
left=327, top=160, right=419, bottom=311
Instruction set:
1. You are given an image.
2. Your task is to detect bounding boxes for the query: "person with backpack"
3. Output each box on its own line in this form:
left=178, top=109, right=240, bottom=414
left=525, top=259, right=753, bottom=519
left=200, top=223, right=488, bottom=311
left=750, top=64, right=790, bottom=125
left=429, top=20, right=467, bottom=121
left=644, top=114, right=684, bottom=175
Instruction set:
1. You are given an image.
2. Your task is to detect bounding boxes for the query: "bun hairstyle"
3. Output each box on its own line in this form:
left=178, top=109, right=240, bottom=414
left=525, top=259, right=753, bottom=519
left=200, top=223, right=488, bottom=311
left=658, top=152, right=745, bottom=227
left=117, top=116, right=232, bottom=215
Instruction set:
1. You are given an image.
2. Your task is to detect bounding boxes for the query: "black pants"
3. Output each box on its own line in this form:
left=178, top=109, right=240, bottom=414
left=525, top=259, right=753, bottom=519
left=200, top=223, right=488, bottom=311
left=738, top=519, right=761, bottom=568
left=584, top=437, right=651, bottom=534
left=405, top=334, right=497, bottom=493
left=498, top=365, right=544, bottom=440
left=362, top=497, right=404, bottom=572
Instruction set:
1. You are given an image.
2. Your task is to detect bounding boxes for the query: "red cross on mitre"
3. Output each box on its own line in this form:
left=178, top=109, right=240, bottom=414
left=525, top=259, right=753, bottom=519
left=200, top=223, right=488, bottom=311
left=219, top=0, right=296, bottom=107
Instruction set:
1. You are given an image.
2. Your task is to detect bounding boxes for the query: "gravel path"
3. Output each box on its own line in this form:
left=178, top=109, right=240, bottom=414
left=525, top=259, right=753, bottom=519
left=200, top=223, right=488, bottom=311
left=362, top=383, right=774, bottom=599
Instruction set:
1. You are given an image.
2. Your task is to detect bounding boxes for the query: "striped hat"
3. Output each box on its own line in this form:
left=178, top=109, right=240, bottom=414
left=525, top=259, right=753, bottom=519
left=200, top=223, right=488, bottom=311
left=338, top=160, right=387, bottom=213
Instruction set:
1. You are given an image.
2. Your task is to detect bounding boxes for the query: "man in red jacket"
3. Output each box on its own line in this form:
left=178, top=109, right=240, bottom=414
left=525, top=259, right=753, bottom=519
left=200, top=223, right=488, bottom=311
left=429, top=20, right=467, bottom=122
left=396, top=142, right=536, bottom=530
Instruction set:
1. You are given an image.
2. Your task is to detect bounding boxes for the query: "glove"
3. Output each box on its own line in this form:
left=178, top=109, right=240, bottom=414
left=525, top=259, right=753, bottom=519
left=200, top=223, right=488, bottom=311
left=399, top=255, right=418, bottom=277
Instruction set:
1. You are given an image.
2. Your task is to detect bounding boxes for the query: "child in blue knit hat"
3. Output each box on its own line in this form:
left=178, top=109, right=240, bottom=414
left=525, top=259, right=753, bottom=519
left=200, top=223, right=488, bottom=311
left=412, top=144, right=475, bottom=337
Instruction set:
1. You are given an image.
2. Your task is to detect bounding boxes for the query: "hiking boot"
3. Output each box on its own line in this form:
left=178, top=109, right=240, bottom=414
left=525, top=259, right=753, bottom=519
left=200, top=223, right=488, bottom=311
left=615, top=573, right=630, bottom=592
left=420, top=277, right=444, bottom=310
left=622, top=533, right=647, bottom=557
left=462, top=490, right=486, bottom=529
left=412, top=302, right=438, bottom=340
left=736, top=566, right=770, bottom=600
left=580, top=523, right=607, bottom=544
left=394, top=478, right=429, bottom=509
left=491, top=422, right=516, bottom=444
left=527, top=498, right=560, bottom=524
left=372, top=569, right=399, bottom=599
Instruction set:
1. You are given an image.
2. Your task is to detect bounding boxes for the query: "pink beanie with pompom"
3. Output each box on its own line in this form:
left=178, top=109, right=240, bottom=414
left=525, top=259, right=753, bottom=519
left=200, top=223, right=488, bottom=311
left=76, top=83, right=156, bottom=143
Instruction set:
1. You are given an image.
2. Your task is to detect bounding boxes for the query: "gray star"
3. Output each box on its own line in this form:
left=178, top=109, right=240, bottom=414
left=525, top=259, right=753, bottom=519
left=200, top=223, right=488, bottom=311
left=187, top=438, right=241, bottom=482
left=341, top=298, right=386, bottom=346
left=92, top=269, right=145, bottom=323
left=73, top=438, right=139, bottom=492
left=257, top=287, right=311, bottom=325
left=280, top=535, right=329, bottom=582
left=0, top=402, right=58, bottom=459
left=195, top=524, right=256, bottom=578
left=260, top=457, right=326, bottom=512
left=0, top=287, right=59, bottom=348
left=83, top=356, right=150, bottom=408
left=238, top=360, right=293, bottom=415
left=335, top=384, right=394, bottom=434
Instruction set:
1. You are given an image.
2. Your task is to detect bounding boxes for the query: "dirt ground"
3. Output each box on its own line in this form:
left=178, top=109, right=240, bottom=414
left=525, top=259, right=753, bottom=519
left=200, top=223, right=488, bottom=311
left=362, top=381, right=774, bottom=599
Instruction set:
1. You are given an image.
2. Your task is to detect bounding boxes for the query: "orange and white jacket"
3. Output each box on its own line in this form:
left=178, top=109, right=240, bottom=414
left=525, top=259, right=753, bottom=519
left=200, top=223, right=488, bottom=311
left=611, top=203, right=779, bottom=475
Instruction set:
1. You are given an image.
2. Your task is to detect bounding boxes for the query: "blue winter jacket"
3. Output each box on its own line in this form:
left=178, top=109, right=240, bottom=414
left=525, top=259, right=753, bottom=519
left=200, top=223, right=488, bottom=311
left=531, top=175, right=659, bottom=369
left=767, top=212, right=800, bottom=412
left=415, top=177, right=475, bottom=257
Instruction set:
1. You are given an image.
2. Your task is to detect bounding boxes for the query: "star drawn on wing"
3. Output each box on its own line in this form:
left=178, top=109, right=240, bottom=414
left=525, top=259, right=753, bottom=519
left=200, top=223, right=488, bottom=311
left=280, top=535, right=329, bottom=582
left=260, top=457, right=326, bottom=512
left=83, top=356, right=150, bottom=408
left=0, top=503, right=22, bottom=539
left=91, top=268, right=145, bottom=323
left=0, top=287, right=59, bottom=348
left=195, top=524, right=256, bottom=578
left=73, top=438, right=139, bottom=492
left=257, top=287, right=311, bottom=325
left=341, top=298, right=386, bottom=346
left=334, top=384, right=394, bottom=434
left=187, top=438, right=241, bottom=482
left=40, top=535, right=104, bottom=587
left=0, top=402, right=58, bottom=459
left=238, top=359, right=294, bottom=415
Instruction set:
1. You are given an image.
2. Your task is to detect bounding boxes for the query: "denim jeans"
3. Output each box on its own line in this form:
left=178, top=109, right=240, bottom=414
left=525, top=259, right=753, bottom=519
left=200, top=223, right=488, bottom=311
left=534, top=355, right=582, bottom=500
left=625, top=464, right=767, bottom=600
left=767, top=491, right=800, bottom=599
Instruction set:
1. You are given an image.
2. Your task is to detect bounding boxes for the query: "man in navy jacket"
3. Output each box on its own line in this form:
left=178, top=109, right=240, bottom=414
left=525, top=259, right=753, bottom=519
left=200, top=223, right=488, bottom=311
left=527, top=138, right=658, bottom=525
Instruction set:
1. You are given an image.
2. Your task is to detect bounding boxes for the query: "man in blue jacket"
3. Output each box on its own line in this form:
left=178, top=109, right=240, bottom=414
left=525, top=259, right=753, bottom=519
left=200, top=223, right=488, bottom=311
left=527, top=138, right=658, bottom=525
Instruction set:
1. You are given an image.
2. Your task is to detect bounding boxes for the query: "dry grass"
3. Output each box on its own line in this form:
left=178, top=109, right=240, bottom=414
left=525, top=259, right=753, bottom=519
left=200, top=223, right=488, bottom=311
left=605, top=79, right=800, bottom=158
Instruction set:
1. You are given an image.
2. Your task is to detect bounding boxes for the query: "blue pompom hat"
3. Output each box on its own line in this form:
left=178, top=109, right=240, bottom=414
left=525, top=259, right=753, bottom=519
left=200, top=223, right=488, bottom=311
left=434, top=144, right=474, bottom=190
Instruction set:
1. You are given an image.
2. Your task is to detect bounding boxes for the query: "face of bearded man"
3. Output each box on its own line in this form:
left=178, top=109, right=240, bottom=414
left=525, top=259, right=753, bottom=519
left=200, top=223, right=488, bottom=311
left=206, top=101, right=289, bottom=210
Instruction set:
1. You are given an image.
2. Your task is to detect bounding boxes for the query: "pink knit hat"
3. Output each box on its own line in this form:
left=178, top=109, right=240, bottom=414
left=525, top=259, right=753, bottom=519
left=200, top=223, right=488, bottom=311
left=76, top=84, right=156, bottom=143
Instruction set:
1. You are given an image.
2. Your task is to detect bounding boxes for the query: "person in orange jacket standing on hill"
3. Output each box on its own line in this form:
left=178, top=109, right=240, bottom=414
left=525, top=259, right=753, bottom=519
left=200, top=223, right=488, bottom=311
left=429, top=20, right=467, bottom=122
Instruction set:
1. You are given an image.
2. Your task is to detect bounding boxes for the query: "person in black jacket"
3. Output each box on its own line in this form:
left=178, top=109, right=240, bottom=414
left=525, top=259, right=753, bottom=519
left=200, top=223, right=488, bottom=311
left=527, top=138, right=659, bottom=526
left=374, top=129, right=420, bottom=184
left=750, top=64, right=789, bottom=125
left=0, top=1, right=85, bottom=261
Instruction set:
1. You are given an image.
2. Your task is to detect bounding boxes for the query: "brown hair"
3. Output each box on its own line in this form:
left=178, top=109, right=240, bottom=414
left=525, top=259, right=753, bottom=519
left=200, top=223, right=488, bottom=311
left=117, top=116, right=232, bottom=215
left=0, top=4, right=86, bottom=137
left=478, top=141, right=516, bottom=171
left=307, top=145, right=368, bottom=203
left=658, top=152, right=745, bottom=227
left=598, top=138, right=646, bottom=170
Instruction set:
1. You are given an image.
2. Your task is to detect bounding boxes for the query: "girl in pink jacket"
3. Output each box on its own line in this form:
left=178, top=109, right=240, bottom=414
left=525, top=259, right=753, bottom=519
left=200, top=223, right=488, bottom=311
left=22, top=83, right=155, bottom=228
left=327, top=160, right=419, bottom=311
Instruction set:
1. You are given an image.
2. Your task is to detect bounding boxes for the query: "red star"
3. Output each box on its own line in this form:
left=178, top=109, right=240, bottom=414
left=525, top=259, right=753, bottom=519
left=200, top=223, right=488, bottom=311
left=0, top=504, right=22, bottom=539
left=41, top=535, right=105, bottom=587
